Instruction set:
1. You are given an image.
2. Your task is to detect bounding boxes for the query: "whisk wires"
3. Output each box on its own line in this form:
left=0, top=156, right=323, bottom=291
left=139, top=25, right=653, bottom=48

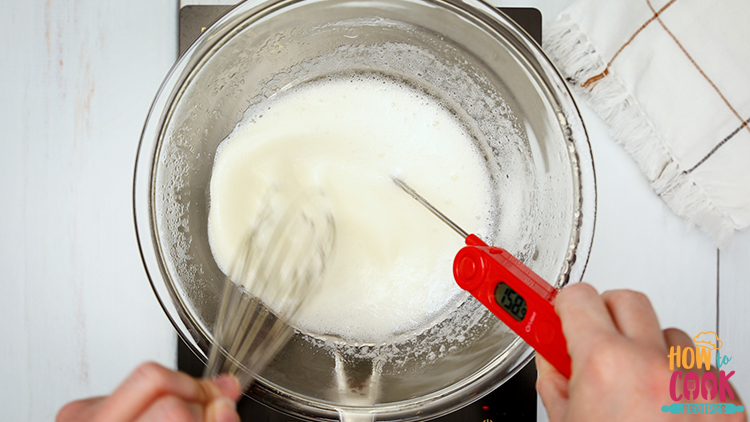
left=204, top=188, right=336, bottom=390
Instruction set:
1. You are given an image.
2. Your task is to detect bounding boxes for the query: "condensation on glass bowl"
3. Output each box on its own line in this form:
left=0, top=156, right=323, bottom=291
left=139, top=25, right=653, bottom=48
left=134, top=0, right=596, bottom=420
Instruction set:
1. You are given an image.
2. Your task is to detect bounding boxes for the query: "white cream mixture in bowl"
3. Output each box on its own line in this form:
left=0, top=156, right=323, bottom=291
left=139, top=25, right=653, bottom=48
left=134, top=0, right=596, bottom=420
left=208, top=74, right=494, bottom=345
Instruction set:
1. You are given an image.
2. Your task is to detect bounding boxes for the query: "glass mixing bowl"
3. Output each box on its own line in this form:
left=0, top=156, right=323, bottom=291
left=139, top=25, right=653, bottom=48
left=134, top=0, right=596, bottom=420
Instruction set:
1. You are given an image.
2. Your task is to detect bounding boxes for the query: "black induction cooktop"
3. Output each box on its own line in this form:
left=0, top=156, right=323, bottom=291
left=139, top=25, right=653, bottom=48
left=178, top=5, right=542, bottom=56
left=179, top=338, right=537, bottom=422
left=176, top=5, right=542, bottom=421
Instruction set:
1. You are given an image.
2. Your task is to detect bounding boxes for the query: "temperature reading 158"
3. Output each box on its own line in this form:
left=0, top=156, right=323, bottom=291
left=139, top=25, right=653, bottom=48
left=394, top=178, right=571, bottom=377
left=494, top=282, right=527, bottom=322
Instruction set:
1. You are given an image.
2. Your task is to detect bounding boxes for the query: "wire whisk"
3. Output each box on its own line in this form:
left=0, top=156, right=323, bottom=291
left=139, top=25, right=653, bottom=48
left=204, top=188, right=336, bottom=390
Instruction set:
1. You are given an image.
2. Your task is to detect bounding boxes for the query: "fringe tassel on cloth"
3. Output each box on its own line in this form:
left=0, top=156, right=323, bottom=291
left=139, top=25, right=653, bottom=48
left=544, top=14, right=737, bottom=246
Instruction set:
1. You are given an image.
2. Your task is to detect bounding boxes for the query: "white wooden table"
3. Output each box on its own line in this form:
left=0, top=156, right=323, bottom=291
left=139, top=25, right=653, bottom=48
left=1, top=1, right=747, bottom=421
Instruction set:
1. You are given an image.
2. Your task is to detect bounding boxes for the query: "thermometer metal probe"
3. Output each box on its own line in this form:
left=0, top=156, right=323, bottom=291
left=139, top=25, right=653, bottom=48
left=393, top=178, right=571, bottom=378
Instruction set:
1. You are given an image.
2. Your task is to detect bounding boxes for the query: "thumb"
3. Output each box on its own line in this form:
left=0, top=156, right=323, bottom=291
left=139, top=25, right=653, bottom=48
left=536, top=354, right=569, bottom=422
left=204, top=397, right=240, bottom=422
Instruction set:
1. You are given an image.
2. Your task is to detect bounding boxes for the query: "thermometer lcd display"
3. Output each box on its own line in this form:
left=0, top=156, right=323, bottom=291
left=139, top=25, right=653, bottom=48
left=494, top=282, right=527, bottom=321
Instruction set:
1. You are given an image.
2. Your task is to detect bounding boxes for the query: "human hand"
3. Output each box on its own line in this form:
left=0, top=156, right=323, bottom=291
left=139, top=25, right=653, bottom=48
left=56, top=362, right=242, bottom=422
left=536, top=283, right=746, bottom=422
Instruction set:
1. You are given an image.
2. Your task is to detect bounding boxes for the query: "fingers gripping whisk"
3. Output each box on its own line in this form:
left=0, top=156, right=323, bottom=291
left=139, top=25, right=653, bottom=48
left=204, top=188, right=336, bottom=390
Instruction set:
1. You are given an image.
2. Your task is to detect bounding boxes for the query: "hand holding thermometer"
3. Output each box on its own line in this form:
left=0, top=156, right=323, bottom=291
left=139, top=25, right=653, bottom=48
left=393, top=178, right=571, bottom=378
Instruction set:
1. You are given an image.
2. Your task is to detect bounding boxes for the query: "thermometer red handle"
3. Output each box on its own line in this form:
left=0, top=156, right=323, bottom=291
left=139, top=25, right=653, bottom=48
left=454, top=235, right=571, bottom=378
left=390, top=177, right=571, bottom=377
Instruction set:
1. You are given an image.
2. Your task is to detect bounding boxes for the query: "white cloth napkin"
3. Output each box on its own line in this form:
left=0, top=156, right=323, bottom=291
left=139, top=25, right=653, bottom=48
left=543, top=0, right=750, bottom=245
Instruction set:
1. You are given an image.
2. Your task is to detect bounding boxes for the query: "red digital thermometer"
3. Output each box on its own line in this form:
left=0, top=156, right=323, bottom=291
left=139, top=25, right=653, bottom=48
left=394, top=178, right=571, bottom=378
